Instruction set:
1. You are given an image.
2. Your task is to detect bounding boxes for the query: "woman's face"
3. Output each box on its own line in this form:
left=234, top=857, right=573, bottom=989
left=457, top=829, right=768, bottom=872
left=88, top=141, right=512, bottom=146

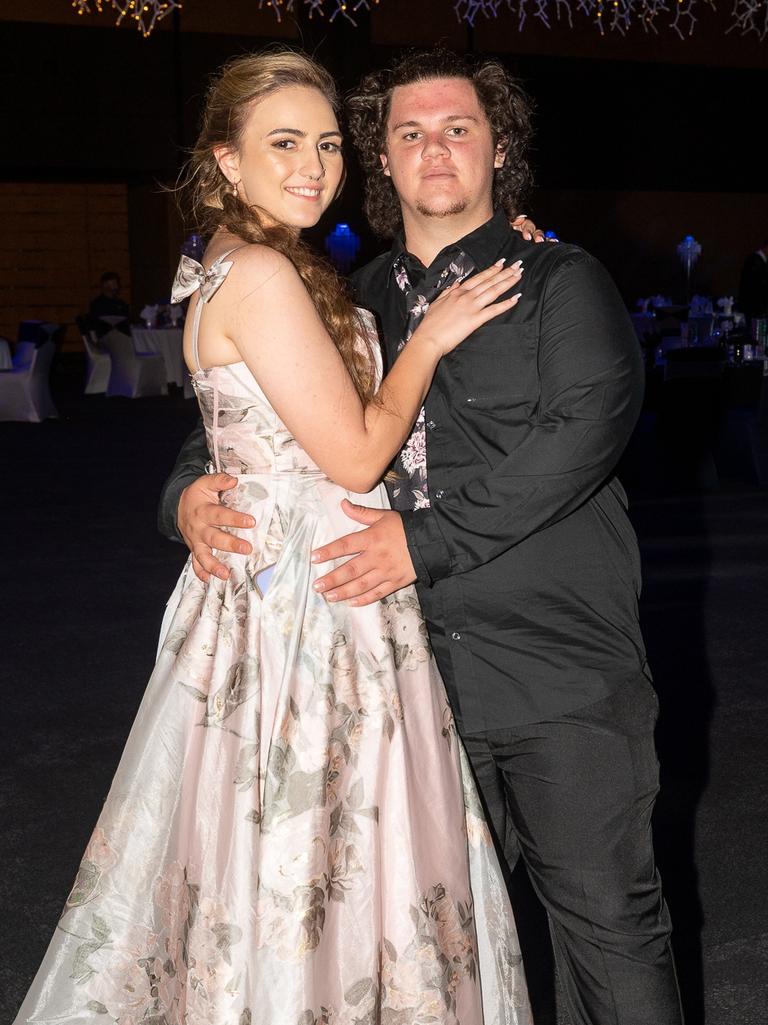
left=217, top=84, right=344, bottom=231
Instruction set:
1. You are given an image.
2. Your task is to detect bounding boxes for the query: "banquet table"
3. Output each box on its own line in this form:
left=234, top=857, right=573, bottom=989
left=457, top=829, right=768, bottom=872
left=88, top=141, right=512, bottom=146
left=132, top=327, right=185, bottom=387
left=0, top=338, right=11, bottom=370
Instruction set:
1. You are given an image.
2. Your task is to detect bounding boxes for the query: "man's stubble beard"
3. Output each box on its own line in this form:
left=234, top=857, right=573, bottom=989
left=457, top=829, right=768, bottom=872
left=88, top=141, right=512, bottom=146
left=415, top=198, right=469, bottom=219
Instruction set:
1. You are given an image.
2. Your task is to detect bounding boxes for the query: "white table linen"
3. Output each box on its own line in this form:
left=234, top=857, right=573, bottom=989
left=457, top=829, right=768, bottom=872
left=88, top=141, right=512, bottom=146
left=132, top=328, right=186, bottom=387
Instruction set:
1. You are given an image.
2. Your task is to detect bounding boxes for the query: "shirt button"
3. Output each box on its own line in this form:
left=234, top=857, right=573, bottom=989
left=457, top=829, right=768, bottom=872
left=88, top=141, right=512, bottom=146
left=451, top=631, right=462, bottom=641
left=434, top=489, right=445, bottom=499
left=426, top=419, right=437, bottom=430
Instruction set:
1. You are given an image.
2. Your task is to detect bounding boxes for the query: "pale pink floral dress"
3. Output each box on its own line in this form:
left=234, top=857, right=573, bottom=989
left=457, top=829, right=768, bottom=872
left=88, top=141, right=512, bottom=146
left=14, top=251, right=531, bottom=1025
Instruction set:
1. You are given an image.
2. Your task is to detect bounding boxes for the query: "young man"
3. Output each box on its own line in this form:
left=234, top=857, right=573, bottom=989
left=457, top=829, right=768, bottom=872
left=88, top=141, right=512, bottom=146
left=159, top=51, right=682, bottom=1025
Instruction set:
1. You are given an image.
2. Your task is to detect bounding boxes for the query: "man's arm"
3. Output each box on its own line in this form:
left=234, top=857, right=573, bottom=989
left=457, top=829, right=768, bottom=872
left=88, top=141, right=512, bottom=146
left=312, top=252, right=644, bottom=603
left=157, top=419, right=210, bottom=542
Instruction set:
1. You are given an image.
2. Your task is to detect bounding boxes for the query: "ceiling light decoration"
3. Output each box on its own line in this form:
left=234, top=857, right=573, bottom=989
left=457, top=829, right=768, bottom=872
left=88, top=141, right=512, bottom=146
left=257, top=0, right=378, bottom=25
left=71, top=0, right=767, bottom=40
left=728, top=0, right=768, bottom=37
left=72, top=0, right=180, bottom=37
left=454, top=0, right=760, bottom=39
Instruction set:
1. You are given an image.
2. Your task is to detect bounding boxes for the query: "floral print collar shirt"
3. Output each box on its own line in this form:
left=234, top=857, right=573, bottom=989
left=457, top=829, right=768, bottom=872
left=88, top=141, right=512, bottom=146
left=389, top=249, right=476, bottom=512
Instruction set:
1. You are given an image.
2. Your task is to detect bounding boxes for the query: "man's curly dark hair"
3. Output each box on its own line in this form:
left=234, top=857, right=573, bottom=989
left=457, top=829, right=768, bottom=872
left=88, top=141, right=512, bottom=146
left=346, top=49, right=534, bottom=239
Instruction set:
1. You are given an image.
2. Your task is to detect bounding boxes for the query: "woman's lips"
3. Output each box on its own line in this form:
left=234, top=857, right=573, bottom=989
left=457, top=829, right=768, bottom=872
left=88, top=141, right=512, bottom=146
left=285, top=186, right=323, bottom=200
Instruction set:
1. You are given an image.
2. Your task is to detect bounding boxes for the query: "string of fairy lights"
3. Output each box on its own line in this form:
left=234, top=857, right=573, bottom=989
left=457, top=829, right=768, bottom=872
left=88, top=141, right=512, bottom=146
left=71, top=0, right=768, bottom=39
left=257, top=0, right=380, bottom=22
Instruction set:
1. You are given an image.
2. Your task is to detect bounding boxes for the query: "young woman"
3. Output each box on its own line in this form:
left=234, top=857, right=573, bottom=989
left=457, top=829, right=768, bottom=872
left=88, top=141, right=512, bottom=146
left=15, top=51, right=530, bottom=1025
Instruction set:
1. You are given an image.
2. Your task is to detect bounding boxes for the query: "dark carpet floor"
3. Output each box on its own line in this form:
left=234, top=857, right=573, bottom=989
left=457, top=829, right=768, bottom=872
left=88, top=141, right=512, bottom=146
left=1, top=357, right=767, bottom=1024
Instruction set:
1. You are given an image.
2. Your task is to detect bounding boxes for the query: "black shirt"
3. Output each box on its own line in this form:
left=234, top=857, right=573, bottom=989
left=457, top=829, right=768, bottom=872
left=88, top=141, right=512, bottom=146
left=350, top=210, right=649, bottom=734
left=89, top=294, right=131, bottom=321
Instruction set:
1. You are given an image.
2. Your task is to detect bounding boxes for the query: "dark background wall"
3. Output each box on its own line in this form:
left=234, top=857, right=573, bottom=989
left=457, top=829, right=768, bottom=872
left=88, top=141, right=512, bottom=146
left=1, top=3, right=766, bottom=343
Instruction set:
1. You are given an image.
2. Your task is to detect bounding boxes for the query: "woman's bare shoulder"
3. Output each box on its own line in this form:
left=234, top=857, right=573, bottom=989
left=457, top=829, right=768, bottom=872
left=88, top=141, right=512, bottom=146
left=225, top=243, right=303, bottom=301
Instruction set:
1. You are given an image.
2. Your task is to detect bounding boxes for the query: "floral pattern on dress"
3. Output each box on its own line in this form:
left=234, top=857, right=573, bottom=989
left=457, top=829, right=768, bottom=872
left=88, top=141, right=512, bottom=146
left=14, top=299, right=530, bottom=1025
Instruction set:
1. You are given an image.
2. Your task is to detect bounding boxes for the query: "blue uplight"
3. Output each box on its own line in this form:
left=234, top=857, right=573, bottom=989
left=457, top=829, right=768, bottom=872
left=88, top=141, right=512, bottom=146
left=325, top=222, right=362, bottom=273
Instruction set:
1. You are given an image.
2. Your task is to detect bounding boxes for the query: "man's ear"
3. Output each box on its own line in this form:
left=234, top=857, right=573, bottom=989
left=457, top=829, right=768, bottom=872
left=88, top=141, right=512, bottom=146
left=213, top=144, right=240, bottom=187
left=380, top=153, right=391, bottom=178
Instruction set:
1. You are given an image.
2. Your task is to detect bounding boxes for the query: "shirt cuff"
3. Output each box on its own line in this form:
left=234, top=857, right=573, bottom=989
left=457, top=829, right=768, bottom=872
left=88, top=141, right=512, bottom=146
left=399, top=508, right=452, bottom=587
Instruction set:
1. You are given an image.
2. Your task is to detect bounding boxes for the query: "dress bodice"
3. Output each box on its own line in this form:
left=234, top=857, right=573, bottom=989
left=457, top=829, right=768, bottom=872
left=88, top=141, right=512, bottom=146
left=171, top=248, right=381, bottom=476
left=193, top=361, right=323, bottom=476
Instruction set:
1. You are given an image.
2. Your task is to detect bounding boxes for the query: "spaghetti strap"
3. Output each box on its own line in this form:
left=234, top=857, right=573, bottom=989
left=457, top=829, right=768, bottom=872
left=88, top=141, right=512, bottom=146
left=189, top=291, right=205, bottom=377
left=170, top=244, right=249, bottom=472
left=170, top=244, right=249, bottom=374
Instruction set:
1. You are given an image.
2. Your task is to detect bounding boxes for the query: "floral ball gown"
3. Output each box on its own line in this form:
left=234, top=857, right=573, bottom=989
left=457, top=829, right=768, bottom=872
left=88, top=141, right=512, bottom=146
left=14, top=250, right=531, bottom=1025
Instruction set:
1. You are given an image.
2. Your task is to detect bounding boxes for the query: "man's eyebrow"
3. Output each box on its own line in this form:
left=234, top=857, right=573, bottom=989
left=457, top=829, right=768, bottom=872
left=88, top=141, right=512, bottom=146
left=391, top=114, right=480, bottom=132
left=265, top=128, right=343, bottom=139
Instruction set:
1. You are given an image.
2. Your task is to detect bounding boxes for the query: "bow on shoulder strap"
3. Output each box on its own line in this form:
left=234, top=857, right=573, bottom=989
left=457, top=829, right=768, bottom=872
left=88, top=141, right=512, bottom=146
left=171, top=254, right=234, bottom=305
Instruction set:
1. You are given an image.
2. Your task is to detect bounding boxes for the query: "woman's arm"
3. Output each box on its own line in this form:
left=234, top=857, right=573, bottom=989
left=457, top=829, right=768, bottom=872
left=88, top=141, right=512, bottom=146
left=227, top=246, right=521, bottom=493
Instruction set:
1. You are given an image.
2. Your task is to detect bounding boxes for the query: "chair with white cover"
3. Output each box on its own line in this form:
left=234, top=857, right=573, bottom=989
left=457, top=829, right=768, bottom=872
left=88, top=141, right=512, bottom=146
left=0, top=341, right=59, bottom=422
left=83, top=332, right=111, bottom=394
left=103, top=330, right=167, bottom=398
left=75, top=315, right=111, bottom=395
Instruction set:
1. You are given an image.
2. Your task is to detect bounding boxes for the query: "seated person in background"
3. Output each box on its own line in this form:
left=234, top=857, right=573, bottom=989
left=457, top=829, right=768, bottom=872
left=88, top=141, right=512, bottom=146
left=737, top=240, right=768, bottom=323
left=88, top=271, right=131, bottom=335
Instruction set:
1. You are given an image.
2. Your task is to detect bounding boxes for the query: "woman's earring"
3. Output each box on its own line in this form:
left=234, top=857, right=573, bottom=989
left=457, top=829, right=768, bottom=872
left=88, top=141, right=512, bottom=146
left=232, top=181, right=239, bottom=196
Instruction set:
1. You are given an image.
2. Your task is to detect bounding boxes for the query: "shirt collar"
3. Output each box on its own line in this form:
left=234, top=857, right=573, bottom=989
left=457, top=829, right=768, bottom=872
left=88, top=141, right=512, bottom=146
left=387, top=209, right=512, bottom=286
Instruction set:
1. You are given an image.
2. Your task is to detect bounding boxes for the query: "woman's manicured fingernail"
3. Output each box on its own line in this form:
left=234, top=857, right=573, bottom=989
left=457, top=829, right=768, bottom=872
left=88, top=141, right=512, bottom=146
left=313, top=581, right=325, bottom=591
left=511, top=292, right=523, bottom=301
left=327, top=591, right=338, bottom=602
left=510, top=260, right=523, bottom=270
left=495, top=257, right=506, bottom=267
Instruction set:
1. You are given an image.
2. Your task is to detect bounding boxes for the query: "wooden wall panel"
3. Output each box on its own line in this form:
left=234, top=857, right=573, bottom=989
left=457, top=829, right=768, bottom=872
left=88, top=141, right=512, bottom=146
left=0, top=183, right=130, bottom=349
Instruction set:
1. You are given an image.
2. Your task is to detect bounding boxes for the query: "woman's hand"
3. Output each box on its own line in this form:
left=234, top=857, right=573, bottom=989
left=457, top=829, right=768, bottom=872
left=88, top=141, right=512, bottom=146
left=412, top=260, right=523, bottom=357
left=511, top=213, right=557, bottom=242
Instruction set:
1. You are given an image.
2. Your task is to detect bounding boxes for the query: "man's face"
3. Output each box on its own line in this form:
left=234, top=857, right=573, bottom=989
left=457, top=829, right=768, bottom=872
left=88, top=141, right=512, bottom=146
left=102, top=278, right=120, bottom=298
left=381, top=77, right=504, bottom=227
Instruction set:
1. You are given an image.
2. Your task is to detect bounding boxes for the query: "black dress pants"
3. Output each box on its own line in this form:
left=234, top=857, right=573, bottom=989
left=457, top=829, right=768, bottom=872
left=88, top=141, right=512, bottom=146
left=461, top=680, right=683, bottom=1025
